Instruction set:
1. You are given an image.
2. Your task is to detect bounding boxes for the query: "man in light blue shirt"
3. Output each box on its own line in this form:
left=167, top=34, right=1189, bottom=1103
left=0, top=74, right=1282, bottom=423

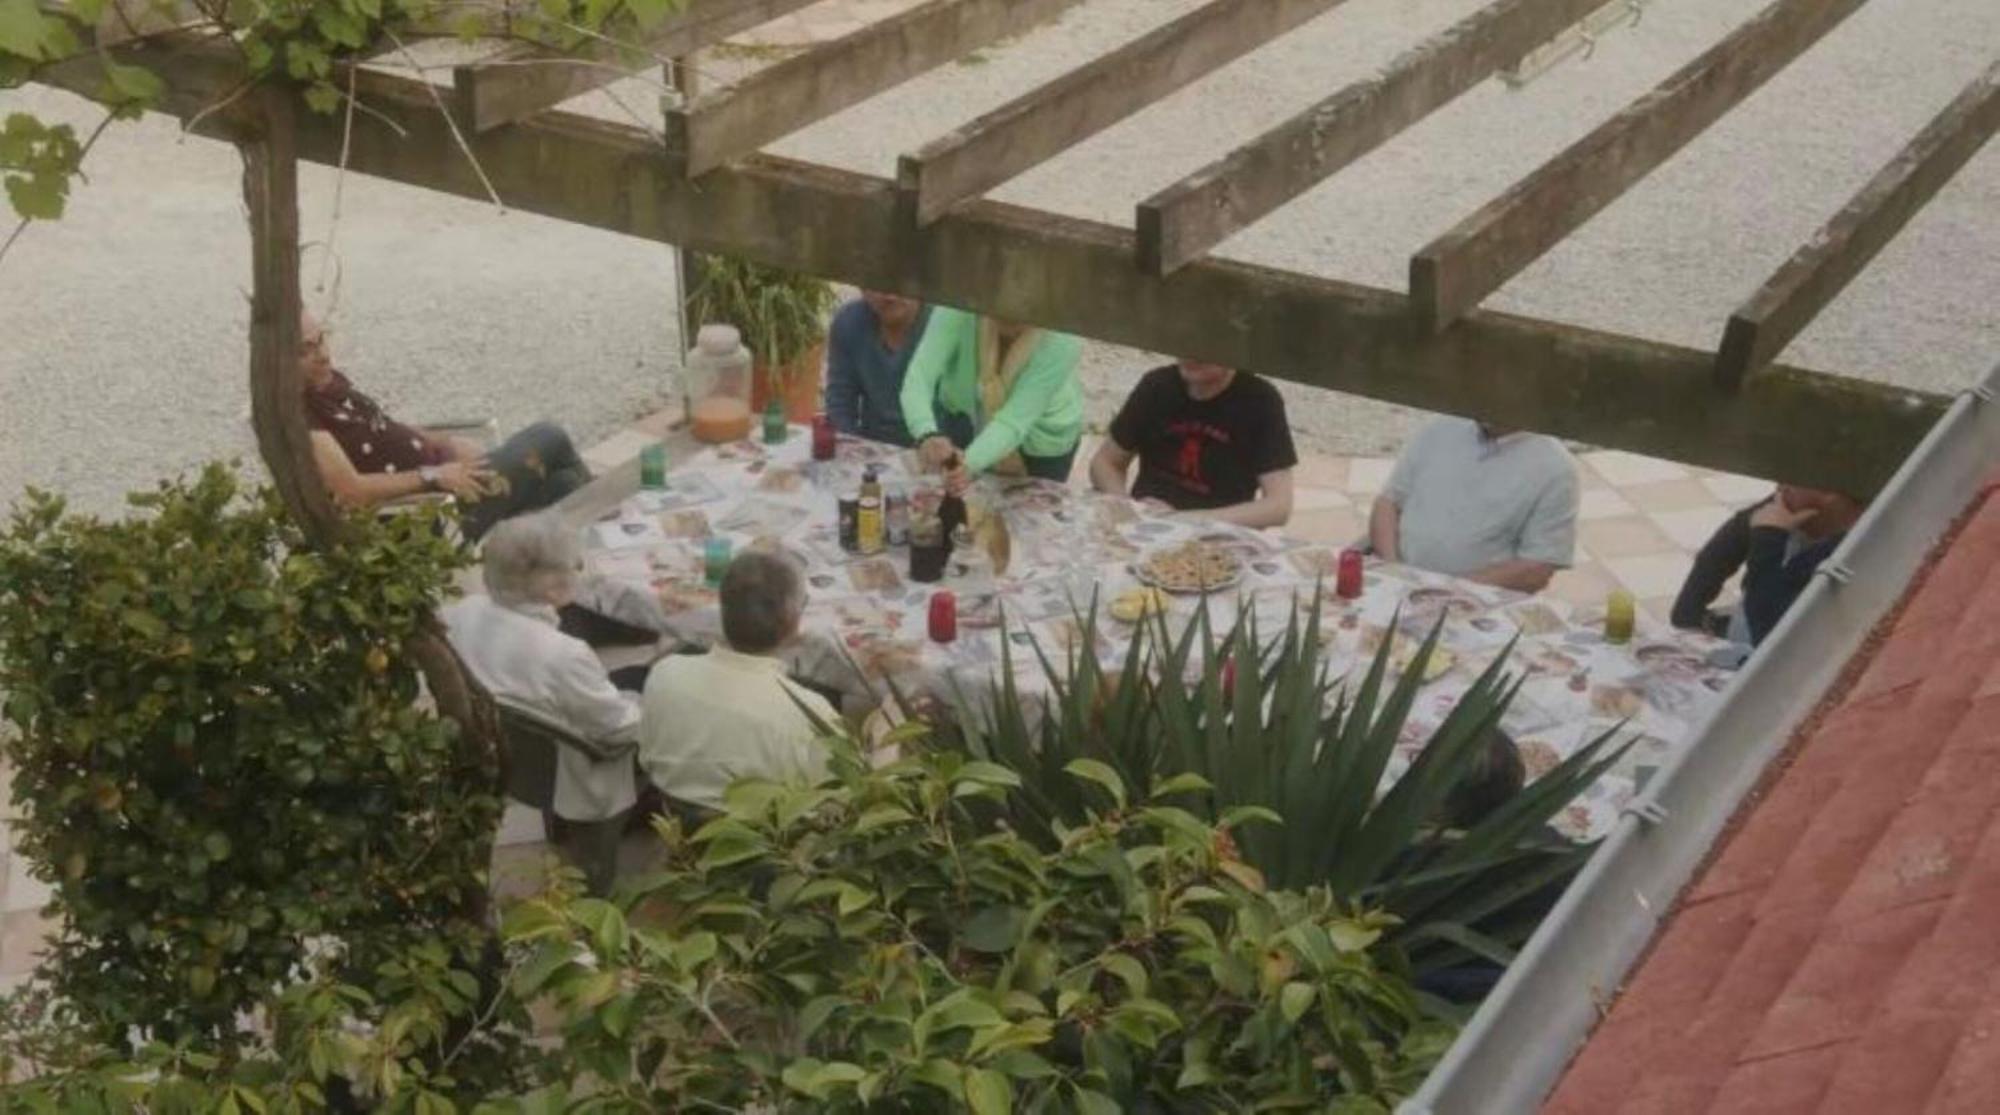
left=1368, top=418, right=1579, bottom=593
left=824, top=291, right=931, bottom=446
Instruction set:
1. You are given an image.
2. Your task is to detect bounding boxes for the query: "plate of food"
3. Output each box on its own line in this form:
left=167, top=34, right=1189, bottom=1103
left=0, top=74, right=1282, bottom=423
left=1194, top=529, right=1272, bottom=561
left=1136, top=542, right=1244, bottom=595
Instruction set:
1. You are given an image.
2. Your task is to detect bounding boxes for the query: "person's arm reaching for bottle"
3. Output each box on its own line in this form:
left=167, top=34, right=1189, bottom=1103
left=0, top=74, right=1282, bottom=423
left=963, top=334, right=1082, bottom=474
left=900, top=309, right=959, bottom=462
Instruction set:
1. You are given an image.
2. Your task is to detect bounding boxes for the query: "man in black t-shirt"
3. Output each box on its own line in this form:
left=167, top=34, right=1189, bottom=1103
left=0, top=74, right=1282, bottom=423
left=1089, top=360, right=1298, bottom=528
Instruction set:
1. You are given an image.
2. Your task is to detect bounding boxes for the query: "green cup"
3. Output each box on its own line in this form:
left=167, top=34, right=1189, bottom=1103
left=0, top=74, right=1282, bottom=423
left=704, top=536, right=733, bottom=587
left=639, top=443, right=667, bottom=489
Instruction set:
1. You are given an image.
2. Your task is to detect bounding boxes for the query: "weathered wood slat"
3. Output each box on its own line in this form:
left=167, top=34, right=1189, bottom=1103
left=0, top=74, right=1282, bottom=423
left=38, top=34, right=1945, bottom=495
left=896, top=0, right=1354, bottom=227
left=1411, top=0, right=1875, bottom=333
left=452, top=0, right=819, bottom=133
left=1715, top=59, right=2000, bottom=388
left=666, top=0, right=1085, bottom=177
left=1135, top=0, right=1607, bottom=276
left=89, top=0, right=207, bottom=47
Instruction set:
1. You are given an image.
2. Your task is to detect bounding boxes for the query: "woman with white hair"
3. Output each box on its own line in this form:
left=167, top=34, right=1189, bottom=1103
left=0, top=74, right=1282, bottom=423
left=440, top=513, right=640, bottom=887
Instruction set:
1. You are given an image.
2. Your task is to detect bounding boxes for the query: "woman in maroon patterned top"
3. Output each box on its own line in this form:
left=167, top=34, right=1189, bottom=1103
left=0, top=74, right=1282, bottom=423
left=302, top=314, right=591, bottom=540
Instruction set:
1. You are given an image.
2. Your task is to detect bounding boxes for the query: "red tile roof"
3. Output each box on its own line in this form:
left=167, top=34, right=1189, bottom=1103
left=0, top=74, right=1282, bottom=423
left=1545, top=485, right=2000, bottom=1115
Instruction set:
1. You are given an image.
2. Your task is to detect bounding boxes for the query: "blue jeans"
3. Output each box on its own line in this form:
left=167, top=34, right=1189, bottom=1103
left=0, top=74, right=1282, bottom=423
left=461, top=421, right=591, bottom=541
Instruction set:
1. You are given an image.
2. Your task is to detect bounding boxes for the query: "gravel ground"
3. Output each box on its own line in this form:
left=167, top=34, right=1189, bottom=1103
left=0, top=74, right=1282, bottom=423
left=3, top=0, right=1997, bottom=516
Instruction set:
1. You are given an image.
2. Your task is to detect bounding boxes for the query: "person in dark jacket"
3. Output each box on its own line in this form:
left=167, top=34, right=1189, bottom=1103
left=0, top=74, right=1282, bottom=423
left=1670, top=485, right=1863, bottom=649
left=824, top=291, right=932, bottom=446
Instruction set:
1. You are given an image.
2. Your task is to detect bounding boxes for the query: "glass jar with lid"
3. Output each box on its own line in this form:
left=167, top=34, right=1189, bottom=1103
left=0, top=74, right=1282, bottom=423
left=685, top=323, right=754, bottom=444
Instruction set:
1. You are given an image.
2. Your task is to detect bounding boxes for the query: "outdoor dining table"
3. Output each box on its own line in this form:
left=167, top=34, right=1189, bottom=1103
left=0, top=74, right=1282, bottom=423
left=556, top=425, right=1735, bottom=842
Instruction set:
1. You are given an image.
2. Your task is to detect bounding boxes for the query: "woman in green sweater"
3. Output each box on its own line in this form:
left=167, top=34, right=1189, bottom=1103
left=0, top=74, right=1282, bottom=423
left=899, top=308, right=1085, bottom=484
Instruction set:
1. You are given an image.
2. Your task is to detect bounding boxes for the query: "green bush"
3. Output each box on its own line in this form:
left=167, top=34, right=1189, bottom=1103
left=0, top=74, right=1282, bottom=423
left=946, top=598, right=1627, bottom=981
left=3, top=739, right=1451, bottom=1113
left=0, top=465, right=497, bottom=1044
left=506, top=741, right=1450, bottom=1112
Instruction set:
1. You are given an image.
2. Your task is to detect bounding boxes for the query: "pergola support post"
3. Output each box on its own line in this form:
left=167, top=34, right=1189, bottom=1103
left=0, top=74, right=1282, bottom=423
left=238, top=80, right=504, bottom=931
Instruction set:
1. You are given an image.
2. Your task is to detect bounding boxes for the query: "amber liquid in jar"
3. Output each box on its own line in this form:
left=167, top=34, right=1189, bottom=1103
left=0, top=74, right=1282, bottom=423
left=692, top=396, right=752, bottom=443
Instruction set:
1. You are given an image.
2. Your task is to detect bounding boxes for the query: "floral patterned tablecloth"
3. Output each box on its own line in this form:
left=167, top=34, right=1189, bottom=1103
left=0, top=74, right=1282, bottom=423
left=576, top=429, right=1734, bottom=841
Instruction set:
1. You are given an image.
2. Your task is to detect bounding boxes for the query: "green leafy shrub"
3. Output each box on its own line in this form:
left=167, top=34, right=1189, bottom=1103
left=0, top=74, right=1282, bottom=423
left=506, top=741, right=1452, bottom=1112
left=0, top=464, right=496, bottom=1044
left=947, top=598, right=1627, bottom=981
left=0, top=935, right=542, bottom=1113
left=4, top=738, right=1451, bottom=1112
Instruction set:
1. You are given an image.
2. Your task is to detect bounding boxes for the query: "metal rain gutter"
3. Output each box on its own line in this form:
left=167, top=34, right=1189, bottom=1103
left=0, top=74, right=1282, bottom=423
left=1401, top=359, right=2000, bottom=1115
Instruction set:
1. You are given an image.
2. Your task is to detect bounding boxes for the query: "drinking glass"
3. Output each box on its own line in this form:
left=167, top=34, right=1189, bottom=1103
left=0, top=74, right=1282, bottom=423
left=704, top=536, right=733, bottom=587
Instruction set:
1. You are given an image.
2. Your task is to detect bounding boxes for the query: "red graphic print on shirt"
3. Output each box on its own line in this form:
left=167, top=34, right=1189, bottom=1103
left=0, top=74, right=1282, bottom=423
left=1167, top=420, right=1230, bottom=497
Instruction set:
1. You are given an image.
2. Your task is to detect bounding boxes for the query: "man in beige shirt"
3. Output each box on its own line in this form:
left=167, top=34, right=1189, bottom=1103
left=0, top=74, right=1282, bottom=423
left=639, top=550, right=837, bottom=811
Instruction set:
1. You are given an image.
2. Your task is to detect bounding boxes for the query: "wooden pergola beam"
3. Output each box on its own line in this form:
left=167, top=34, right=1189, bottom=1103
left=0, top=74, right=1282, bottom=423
left=1715, top=59, right=2000, bottom=388
left=665, top=0, right=1084, bottom=177
left=1410, top=0, right=1873, bottom=333
left=451, top=0, right=820, bottom=133
left=896, top=0, right=1354, bottom=228
left=37, top=34, right=1945, bottom=496
left=1135, top=0, right=1606, bottom=276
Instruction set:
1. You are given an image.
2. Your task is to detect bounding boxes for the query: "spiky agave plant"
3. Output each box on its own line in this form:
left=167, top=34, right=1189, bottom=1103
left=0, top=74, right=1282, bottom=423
left=946, top=589, right=1629, bottom=982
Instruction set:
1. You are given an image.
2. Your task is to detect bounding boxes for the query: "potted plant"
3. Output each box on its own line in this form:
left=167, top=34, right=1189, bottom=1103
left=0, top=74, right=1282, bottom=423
left=683, top=253, right=837, bottom=422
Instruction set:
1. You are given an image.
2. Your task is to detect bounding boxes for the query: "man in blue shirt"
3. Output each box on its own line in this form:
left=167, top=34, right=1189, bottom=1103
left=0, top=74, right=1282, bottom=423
left=824, top=291, right=931, bottom=446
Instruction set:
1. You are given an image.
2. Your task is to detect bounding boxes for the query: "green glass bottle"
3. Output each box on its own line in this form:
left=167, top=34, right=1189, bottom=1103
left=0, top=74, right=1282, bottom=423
left=639, top=442, right=667, bottom=489
left=762, top=398, right=787, bottom=444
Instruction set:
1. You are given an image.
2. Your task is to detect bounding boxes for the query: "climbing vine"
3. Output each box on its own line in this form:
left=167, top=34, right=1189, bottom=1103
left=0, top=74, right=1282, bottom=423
left=0, top=0, right=687, bottom=224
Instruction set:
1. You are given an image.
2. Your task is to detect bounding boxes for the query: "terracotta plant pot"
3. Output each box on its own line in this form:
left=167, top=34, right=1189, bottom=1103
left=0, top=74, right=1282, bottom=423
left=749, top=342, right=826, bottom=422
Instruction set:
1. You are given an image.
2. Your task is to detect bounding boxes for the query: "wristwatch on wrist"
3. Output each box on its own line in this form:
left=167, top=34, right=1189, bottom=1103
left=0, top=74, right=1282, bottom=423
left=419, top=465, right=442, bottom=492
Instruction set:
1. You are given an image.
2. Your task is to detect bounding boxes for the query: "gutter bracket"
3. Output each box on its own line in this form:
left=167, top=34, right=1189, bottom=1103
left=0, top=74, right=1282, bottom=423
left=1622, top=799, right=1669, bottom=826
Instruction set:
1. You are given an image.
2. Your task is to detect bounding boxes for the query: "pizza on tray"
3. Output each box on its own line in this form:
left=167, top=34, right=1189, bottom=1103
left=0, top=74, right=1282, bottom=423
left=1137, top=542, right=1244, bottom=594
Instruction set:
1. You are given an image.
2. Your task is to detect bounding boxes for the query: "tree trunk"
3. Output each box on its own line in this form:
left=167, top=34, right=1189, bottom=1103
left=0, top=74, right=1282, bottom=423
left=237, top=84, right=502, bottom=930
left=240, top=84, right=340, bottom=546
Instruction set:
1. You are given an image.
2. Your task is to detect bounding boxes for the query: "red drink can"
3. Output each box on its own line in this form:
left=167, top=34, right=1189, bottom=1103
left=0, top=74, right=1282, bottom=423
left=811, top=414, right=838, bottom=460
left=928, top=591, right=958, bottom=643
left=1336, top=548, right=1365, bottom=599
